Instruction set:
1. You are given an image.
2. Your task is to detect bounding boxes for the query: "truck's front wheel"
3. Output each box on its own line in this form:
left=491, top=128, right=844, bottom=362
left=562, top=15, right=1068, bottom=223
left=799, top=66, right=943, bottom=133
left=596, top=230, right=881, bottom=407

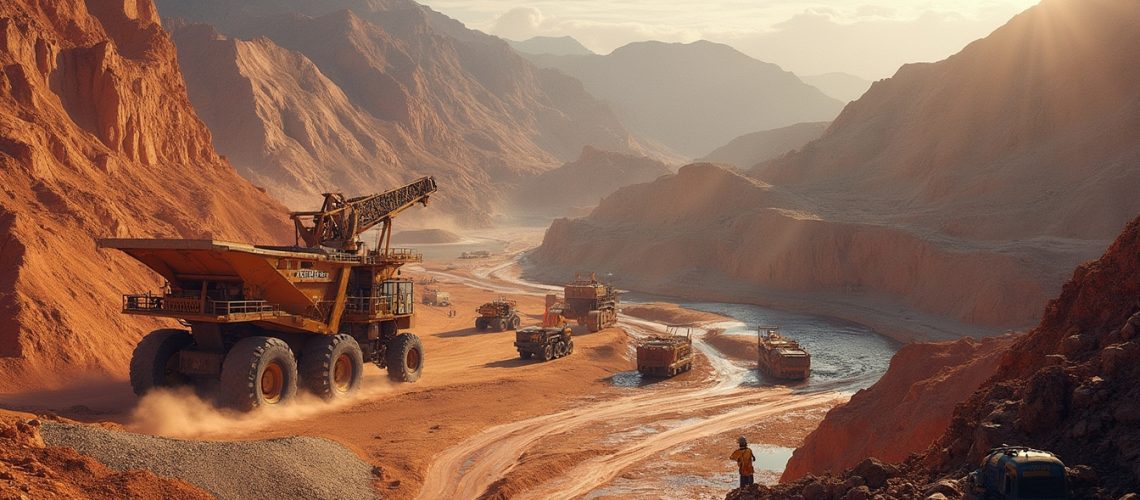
left=301, top=334, right=364, bottom=400
left=220, top=337, right=298, bottom=411
left=386, top=333, right=423, bottom=382
left=129, top=329, right=193, bottom=396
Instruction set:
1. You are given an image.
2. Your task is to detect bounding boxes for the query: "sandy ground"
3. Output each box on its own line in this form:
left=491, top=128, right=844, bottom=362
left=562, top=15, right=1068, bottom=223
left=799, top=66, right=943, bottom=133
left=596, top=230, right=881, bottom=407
left=1, top=229, right=856, bottom=498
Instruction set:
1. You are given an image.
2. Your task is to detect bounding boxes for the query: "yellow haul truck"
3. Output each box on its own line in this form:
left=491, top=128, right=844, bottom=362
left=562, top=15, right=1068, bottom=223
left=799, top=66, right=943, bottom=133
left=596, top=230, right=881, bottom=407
left=100, top=177, right=437, bottom=410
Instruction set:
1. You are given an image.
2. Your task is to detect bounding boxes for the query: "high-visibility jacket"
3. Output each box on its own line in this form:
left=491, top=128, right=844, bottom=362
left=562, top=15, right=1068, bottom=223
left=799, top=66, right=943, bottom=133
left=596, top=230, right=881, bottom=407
left=730, top=447, right=755, bottom=475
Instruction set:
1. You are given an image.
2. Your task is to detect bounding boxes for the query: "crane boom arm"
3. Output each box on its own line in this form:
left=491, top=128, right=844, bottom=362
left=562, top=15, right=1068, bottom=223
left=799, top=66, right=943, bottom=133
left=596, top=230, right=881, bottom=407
left=291, top=176, right=437, bottom=250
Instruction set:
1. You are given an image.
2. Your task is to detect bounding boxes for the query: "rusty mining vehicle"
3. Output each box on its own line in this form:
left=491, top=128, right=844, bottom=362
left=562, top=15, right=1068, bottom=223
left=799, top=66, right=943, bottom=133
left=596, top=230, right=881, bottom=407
left=757, top=326, right=811, bottom=380
left=562, top=274, right=619, bottom=332
left=422, top=287, right=450, bottom=307
left=514, top=294, right=573, bottom=361
left=100, top=177, right=438, bottom=411
left=475, top=297, right=521, bottom=331
left=636, top=325, right=695, bottom=377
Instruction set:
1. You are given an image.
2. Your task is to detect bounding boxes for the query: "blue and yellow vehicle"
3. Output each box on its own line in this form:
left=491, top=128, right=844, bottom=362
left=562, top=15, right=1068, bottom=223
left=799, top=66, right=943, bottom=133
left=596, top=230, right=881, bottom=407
left=969, top=446, right=1068, bottom=499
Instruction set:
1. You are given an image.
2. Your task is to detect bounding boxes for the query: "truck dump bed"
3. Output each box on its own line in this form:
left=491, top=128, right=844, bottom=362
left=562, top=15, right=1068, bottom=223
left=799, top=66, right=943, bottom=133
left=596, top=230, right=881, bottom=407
left=636, top=326, right=694, bottom=377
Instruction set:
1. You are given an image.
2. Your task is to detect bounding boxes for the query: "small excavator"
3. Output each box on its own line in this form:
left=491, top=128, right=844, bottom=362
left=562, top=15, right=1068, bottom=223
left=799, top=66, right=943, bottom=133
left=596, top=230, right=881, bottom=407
left=100, top=177, right=437, bottom=410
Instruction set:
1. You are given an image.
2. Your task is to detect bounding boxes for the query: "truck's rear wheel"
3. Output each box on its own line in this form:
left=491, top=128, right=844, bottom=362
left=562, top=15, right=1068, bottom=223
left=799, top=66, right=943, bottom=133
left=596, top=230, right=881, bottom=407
left=519, top=351, right=533, bottom=360
left=586, top=311, right=602, bottom=332
left=475, top=318, right=485, bottom=331
left=220, top=337, right=298, bottom=411
left=541, top=345, right=553, bottom=362
left=386, top=333, right=423, bottom=382
left=300, top=334, right=364, bottom=400
left=130, top=329, right=193, bottom=396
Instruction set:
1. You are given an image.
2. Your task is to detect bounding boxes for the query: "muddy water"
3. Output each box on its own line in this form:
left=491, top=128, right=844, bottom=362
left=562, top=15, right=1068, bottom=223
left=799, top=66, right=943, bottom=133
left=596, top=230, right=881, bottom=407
left=679, top=301, right=900, bottom=391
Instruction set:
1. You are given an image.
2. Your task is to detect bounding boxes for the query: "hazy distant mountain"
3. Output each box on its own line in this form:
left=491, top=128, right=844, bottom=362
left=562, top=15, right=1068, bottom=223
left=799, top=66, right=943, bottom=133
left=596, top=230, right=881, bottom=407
left=526, top=41, right=844, bottom=157
left=533, top=0, right=1140, bottom=334
left=699, top=122, right=828, bottom=168
left=511, top=146, right=672, bottom=217
left=155, top=0, right=647, bottom=224
left=801, top=73, right=873, bottom=102
left=508, top=36, right=593, bottom=56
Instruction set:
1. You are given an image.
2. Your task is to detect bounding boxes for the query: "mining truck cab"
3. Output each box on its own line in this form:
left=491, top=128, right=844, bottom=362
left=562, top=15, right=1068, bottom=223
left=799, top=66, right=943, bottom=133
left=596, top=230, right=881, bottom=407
left=970, top=446, right=1068, bottom=499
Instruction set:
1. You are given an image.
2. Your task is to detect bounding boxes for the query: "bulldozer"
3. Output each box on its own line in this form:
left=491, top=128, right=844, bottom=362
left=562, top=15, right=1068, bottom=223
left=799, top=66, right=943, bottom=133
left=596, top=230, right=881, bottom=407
left=475, top=298, right=521, bottom=331
left=100, top=177, right=437, bottom=411
left=562, top=273, right=619, bottom=332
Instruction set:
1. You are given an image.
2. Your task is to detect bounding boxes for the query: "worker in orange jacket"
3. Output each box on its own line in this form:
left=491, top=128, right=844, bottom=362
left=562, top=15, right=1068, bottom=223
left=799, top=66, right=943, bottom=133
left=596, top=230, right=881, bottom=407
left=730, top=435, right=755, bottom=487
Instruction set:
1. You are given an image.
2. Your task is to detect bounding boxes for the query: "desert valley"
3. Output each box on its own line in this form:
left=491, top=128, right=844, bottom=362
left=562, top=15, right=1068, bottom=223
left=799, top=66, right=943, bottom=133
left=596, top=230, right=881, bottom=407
left=1, top=0, right=1139, bottom=499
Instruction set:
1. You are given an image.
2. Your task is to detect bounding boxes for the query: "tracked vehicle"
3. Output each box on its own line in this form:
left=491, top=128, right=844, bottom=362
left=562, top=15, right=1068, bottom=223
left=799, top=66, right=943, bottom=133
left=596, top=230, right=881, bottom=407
left=562, top=274, right=619, bottom=332
left=101, top=177, right=437, bottom=411
left=757, top=326, right=811, bottom=380
left=636, top=325, right=694, bottom=377
left=475, top=298, right=521, bottom=331
left=514, top=295, right=573, bottom=361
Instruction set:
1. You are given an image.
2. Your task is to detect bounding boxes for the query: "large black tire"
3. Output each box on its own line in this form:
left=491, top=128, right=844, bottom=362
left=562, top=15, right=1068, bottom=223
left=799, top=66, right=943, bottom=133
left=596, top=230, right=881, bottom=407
left=475, top=318, right=486, bottom=331
left=554, top=341, right=566, bottom=358
left=129, top=329, right=194, bottom=396
left=540, top=344, right=554, bottom=362
left=519, top=350, right=533, bottom=360
left=219, top=337, right=298, bottom=411
left=385, top=333, right=424, bottom=382
left=565, top=340, right=574, bottom=355
left=300, top=334, right=364, bottom=400
left=510, top=315, right=521, bottom=330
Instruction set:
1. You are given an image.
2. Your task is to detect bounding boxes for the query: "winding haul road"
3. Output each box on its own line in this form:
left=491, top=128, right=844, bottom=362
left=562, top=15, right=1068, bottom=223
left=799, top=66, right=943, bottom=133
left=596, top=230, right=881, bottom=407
left=413, top=258, right=849, bottom=499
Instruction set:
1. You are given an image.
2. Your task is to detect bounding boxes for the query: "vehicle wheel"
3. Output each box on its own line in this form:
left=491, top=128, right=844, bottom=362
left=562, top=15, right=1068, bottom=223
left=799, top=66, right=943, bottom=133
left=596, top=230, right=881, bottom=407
left=554, top=341, right=566, bottom=358
left=300, top=334, right=364, bottom=400
left=566, top=340, right=575, bottom=355
left=129, top=329, right=194, bottom=396
left=519, top=351, right=533, bottom=360
left=510, top=315, right=521, bottom=330
left=541, top=345, right=553, bottom=362
left=475, top=318, right=485, bottom=331
left=386, top=333, right=424, bottom=382
left=219, top=336, right=298, bottom=411
left=586, top=311, right=602, bottom=332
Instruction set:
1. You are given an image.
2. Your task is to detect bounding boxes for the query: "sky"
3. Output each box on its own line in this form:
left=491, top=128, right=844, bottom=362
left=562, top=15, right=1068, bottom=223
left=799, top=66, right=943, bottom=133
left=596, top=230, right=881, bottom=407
left=418, top=0, right=1041, bottom=80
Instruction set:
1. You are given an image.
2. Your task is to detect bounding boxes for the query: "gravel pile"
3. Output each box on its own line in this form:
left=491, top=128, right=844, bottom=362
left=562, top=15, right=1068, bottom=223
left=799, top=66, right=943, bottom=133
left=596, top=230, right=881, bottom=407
left=41, top=422, right=378, bottom=499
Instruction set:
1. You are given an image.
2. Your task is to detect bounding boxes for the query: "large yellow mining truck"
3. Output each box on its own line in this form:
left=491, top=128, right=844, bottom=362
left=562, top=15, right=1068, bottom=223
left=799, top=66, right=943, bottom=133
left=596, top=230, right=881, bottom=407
left=100, top=177, right=437, bottom=410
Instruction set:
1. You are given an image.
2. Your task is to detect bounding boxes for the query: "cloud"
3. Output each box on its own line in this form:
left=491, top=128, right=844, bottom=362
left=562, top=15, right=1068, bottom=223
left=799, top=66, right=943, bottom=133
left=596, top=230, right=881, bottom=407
left=490, top=6, right=545, bottom=40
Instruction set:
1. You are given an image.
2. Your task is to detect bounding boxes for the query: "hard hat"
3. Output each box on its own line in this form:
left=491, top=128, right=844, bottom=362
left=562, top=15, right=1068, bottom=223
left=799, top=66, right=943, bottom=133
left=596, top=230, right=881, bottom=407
left=738, top=436, right=747, bottom=446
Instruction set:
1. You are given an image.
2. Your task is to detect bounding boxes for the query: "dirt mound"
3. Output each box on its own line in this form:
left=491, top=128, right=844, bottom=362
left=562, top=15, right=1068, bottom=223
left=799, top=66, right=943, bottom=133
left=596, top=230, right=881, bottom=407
left=0, top=411, right=209, bottom=499
left=41, top=422, right=377, bottom=499
left=729, top=213, right=1140, bottom=498
left=699, top=122, right=828, bottom=169
left=525, top=40, right=844, bottom=157
left=392, top=229, right=462, bottom=244
left=0, top=0, right=291, bottom=392
left=533, top=164, right=1070, bottom=333
left=511, top=146, right=672, bottom=217
left=620, top=303, right=727, bottom=326
left=782, top=335, right=1014, bottom=481
left=157, top=0, right=651, bottom=224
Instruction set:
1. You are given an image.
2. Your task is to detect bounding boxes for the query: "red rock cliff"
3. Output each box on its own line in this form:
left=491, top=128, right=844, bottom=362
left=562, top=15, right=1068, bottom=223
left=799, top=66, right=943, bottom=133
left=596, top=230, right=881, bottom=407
left=0, top=0, right=291, bottom=391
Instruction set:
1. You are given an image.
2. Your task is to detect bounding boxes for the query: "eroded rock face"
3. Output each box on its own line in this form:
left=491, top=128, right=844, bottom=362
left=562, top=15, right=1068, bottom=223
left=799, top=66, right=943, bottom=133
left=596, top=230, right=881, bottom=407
left=729, top=214, right=1140, bottom=499
left=782, top=335, right=1014, bottom=481
left=156, top=0, right=649, bottom=224
left=0, top=0, right=290, bottom=391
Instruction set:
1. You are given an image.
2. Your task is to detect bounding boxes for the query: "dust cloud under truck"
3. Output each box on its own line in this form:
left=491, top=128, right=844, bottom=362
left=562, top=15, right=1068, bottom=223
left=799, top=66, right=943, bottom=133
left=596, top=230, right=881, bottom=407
left=100, top=177, right=438, bottom=410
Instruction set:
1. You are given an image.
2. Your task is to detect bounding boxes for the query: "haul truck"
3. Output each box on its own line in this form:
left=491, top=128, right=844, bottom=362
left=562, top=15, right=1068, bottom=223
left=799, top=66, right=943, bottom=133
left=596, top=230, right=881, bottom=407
left=100, top=177, right=437, bottom=411
left=562, top=274, right=619, bottom=332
